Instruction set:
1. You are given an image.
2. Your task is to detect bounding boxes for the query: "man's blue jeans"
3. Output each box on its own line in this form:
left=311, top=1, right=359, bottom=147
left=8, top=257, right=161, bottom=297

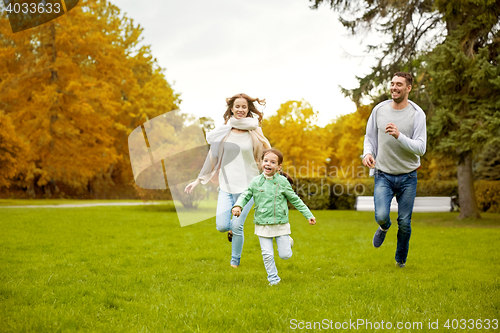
left=374, top=169, right=417, bottom=263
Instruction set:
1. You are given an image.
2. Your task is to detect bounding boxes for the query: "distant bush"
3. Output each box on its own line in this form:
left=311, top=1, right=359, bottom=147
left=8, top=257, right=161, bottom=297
left=475, top=180, right=500, bottom=213
left=293, top=178, right=374, bottom=210
left=416, top=180, right=458, bottom=197
left=292, top=178, right=499, bottom=213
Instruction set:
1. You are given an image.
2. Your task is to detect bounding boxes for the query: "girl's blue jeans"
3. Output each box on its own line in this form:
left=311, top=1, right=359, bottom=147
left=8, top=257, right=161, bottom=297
left=259, top=236, right=292, bottom=285
left=374, top=169, right=417, bottom=264
left=216, top=189, right=254, bottom=266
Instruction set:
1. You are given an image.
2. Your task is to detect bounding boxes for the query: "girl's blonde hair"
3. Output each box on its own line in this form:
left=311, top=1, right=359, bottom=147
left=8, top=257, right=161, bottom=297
left=223, top=93, right=265, bottom=124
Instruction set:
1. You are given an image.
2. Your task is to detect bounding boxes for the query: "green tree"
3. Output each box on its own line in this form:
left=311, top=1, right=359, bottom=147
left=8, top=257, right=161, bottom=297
left=425, top=2, right=500, bottom=218
left=309, top=0, right=500, bottom=218
left=475, top=143, right=500, bottom=181
left=309, top=0, right=443, bottom=106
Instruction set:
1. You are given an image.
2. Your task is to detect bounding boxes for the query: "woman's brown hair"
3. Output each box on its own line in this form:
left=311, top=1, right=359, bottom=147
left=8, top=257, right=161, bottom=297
left=223, top=93, right=265, bottom=124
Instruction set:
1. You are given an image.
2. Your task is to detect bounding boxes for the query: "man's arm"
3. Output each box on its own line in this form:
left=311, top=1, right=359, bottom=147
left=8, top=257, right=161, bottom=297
left=363, top=110, right=378, bottom=159
left=397, top=106, right=427, bottom=156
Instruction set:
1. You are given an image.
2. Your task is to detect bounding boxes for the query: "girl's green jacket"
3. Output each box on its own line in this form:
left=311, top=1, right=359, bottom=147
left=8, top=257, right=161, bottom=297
left=234, top=173, right=314, bottom=225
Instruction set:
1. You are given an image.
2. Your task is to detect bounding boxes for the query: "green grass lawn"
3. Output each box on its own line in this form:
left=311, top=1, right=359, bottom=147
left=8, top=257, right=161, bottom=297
left=1, top=203, right=499, bottom=332
left=0, top=199, right=149, bottom=206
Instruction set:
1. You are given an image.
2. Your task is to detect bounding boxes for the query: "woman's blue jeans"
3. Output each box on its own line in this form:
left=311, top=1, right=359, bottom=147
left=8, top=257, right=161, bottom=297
left=216, top=190, right=254, bottom=266
left=374, top=169, right=417, bottom=264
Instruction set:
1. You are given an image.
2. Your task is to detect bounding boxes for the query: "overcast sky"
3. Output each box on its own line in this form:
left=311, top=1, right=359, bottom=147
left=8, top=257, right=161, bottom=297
left=111, top=0, right=377, bottom=127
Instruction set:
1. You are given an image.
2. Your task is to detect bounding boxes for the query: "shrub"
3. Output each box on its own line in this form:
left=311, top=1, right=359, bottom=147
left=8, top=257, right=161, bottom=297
left=291, top=178, right=469, bottom=211
left=475, top=180, right=500, bottom=213
left=416, top=180, right=458, bottom=197
left=293, top=178, right=374, bottom=210
left=293, top=178, right=331, bottom=210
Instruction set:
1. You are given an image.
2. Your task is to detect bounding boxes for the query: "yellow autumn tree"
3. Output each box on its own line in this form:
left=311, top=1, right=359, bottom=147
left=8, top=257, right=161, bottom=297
left=262, top=100, right=332, bottom=178
left=0, top=111, right=29, bottom=188
left=324, top=104, right=371, bottom=178
left=0, top=0, right=179, bottom=197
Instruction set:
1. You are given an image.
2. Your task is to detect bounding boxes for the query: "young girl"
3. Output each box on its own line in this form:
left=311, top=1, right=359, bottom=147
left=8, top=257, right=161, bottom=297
left=232, top=148, right=316, bottom=285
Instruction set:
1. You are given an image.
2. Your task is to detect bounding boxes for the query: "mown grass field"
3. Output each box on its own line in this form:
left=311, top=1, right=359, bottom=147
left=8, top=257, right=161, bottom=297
left=0, top=199, right=147, bottom=206
left=1, top=201, right=499, bottom=332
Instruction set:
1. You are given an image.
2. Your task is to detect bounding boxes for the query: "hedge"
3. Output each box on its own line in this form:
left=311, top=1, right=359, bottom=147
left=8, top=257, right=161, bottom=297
left=475, top=180, right=500, bottom=213
left=292, top=178, right=499, bottom=212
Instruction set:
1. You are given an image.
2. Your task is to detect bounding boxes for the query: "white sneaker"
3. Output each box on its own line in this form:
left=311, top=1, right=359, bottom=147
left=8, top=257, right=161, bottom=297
left=289, top=236, right=294, bottom=248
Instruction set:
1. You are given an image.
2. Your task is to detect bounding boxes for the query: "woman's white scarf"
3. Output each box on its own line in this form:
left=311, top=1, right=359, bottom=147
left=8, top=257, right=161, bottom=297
left=198, top=117, right=271, bottom=185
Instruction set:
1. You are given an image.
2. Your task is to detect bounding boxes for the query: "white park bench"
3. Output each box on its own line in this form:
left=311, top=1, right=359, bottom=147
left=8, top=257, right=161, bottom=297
left=355, top=196, right=453, bottom=212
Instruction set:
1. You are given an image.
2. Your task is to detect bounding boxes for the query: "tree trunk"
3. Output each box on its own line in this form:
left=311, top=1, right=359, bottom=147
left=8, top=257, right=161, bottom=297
left=49, top=23, right=58, bottom=82
left=457, top=151, right=481, bottom=219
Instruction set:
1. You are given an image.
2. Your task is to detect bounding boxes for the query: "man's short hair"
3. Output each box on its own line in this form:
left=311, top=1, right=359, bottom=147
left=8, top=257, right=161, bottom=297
left=393, top=72, right=413, bottom=87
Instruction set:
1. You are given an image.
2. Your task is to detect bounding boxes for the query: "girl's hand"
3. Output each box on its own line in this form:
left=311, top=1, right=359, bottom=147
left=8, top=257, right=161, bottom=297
left=308, top=217, right=316, bottom=225
left=232, top=206, right=242, bottom=217
left=184, top=179, right=201, bottom=193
